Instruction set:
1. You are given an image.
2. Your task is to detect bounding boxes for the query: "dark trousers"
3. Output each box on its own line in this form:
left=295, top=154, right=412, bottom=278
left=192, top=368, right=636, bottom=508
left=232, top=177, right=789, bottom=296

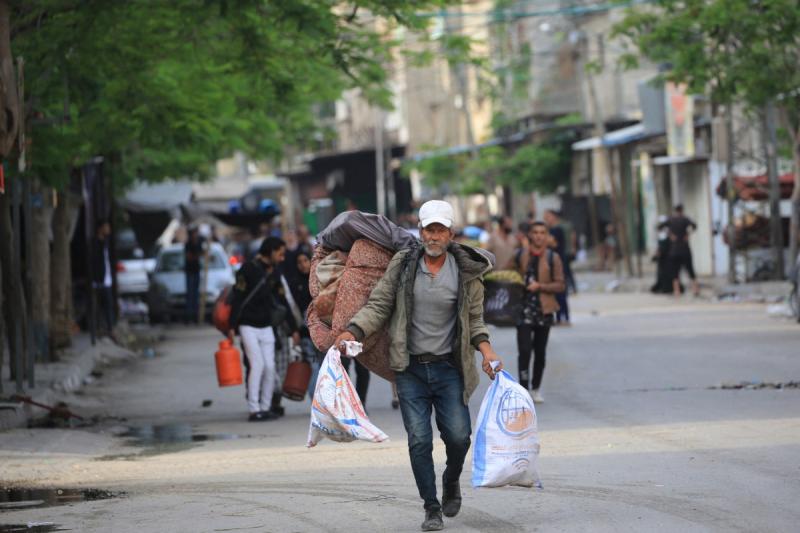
left=342, top=356, right=371, bottom=407
left=395, top=359, right=471, bottom=511
left=555, top=292, right=570, bottom=323
left=516, top=324, right=551, bottom=390
left=185, top=271, right=200, bottom=321
left=564, top=258, right=577, bottom=293
left=96, top=286, right=115, bottom=334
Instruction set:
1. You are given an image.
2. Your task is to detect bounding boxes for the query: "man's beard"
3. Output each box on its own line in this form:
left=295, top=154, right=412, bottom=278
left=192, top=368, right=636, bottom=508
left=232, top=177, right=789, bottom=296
left=423, top=240, right=446, bottom=257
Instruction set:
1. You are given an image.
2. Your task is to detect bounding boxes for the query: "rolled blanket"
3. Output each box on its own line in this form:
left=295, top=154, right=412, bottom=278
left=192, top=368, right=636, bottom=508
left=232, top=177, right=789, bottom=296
left=316, top=210, right=416, bottom=252
left=307, top=239, right=396, bottom=382
left=332, top=240, right=395, bottom=381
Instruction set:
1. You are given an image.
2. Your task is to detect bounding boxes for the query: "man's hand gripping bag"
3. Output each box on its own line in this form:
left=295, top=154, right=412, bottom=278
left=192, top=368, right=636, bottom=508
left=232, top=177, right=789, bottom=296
left=472, top=369, right=541, bottom=488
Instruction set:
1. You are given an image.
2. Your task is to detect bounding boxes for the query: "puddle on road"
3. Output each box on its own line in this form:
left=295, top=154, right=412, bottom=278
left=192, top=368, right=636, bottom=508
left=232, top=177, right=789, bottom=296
left=96, top=423, right=254, bottom=461
left=121, top=424, right=245, bottom=445
left=0, top=488, right=120, bottom=512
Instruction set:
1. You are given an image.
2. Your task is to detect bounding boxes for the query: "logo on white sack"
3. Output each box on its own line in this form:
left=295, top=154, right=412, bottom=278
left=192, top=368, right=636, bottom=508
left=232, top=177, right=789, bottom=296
left=496, top=389, right=535, bottom=438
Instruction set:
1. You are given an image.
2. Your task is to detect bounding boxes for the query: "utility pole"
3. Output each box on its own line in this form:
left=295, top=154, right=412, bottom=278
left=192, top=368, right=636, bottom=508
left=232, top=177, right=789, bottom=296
left=572, top=31, right=601, bottom=254
left=725, top=106, right=737, bottom=283
left=443, top=10, right=484, bottom=222
left=585, top=68, right=633, bottom=277
left=19, top=56, right=34, bottom=387
left=763, top=101, right=784, bottom=279
left=374, top=109, right=386, bottom=217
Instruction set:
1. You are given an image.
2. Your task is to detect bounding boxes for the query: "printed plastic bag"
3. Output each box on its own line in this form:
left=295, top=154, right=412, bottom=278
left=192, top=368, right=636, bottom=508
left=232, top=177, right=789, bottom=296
left=307, top=345, right=389, bottom=447
left=472, top=366, right=541, bottom=488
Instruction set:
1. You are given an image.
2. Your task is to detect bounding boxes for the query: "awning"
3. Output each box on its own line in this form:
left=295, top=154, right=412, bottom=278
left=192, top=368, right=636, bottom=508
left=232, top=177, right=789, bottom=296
left=120, top=180, right=194, bottom=212
left=410, top=132, right=526, bottom=162
left=571, top=123, right=646, bottom=151
left=716, top=173, right=795, bottom=201
left=653, top=154, right=708, bottom=166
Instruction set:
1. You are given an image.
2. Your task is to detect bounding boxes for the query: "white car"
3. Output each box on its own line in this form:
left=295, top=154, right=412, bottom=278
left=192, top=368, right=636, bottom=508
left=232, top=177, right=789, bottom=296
left=115, top=229, right=157, bottom=296
left=146, top=242, right=235, bottom=323
left=117, top=250, right=157, bottom=296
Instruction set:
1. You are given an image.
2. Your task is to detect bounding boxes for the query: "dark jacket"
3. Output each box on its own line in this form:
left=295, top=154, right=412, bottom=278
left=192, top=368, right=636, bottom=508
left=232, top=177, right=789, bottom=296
left=290, top=272, right=312, bottom=318
left=230, top=259, right=299, bottom=332
left=92, top=238, right=111, bottom=285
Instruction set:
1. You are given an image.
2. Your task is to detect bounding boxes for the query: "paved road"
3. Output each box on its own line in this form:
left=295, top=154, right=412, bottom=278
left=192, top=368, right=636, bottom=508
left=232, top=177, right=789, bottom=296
left=1, top=293, right=799, bottom=532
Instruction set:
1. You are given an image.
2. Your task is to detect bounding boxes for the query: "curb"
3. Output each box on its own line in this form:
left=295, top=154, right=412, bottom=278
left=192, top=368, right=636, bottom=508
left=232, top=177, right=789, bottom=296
left=0, top=325, right=162, bottom=432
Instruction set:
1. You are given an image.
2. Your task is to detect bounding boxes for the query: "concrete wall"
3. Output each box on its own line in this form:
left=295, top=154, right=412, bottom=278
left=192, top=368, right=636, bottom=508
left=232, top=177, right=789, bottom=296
left=679, top=162, right=714, bottom=276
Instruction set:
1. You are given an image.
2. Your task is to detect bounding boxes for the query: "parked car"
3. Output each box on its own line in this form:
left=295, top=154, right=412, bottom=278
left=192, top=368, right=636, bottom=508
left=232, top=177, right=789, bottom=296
left=116, top=229, right=157, bottom=297
left=146, top=242, right=235, bottom=323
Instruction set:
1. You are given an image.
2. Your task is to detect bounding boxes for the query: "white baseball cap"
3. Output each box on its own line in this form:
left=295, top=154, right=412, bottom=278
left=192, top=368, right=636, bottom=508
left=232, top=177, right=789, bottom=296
left=419, top=200, right=454, bottom=229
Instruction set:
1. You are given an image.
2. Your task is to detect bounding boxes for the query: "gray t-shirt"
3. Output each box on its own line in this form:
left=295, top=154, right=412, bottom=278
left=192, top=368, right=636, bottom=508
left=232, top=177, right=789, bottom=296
left=409, top=252, right=459, bottom=356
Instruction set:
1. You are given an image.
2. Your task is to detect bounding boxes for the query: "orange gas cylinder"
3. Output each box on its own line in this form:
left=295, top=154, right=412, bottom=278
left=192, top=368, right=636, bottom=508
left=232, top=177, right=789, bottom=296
left=282, top=360, right=312, bottom=401
left=215, top=339, right=243, bottom=387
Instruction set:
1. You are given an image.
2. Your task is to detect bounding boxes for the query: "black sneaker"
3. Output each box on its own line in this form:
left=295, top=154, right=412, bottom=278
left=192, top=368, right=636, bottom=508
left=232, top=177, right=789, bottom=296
left=421, top=508, right=443, bottom=531
left=442, top=475, right=462, bottom=517
left=248, top=411, right=277, bottom=422
left=269, top=405, right=285, bottom=418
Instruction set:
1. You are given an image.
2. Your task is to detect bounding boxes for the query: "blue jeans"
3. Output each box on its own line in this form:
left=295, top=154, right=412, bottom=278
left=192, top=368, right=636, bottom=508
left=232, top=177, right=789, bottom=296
left=395, top=358, right=472, bottom=511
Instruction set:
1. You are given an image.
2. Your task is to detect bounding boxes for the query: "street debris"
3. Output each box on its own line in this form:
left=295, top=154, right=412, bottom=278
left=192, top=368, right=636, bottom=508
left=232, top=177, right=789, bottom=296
left=201, top=400, right=213, bottom=408
left=10, top=396, right=83, bottom=422
left=766, top=303, right=795, bottom=318
left=710, top=381, right=800, bottom=390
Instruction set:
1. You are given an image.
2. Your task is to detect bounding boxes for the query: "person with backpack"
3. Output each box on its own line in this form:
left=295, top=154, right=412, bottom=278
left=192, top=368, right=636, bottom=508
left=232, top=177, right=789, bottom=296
left=516, top=221, right=565, bottom=404
left=229, top=237, right=300, bottom=422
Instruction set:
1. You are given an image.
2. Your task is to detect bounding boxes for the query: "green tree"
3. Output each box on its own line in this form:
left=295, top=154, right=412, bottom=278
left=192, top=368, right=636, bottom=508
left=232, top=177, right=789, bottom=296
left=1, top=0, right=452, bottom=361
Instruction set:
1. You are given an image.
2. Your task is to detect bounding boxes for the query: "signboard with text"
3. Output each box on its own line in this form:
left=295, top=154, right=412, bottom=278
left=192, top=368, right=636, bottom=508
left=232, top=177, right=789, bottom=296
left=665, top=82, right=695, bottom=158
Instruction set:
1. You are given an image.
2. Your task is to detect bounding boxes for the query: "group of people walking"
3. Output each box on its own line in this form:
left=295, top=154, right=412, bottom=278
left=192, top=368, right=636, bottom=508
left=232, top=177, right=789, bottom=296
left=222, top=200, right=568, bottom=531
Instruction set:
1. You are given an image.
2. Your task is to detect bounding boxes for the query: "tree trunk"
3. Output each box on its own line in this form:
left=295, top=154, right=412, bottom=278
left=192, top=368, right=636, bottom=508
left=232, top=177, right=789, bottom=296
left=725, top=107, right=737, bottom=283
left=778, top=107, right=800, bottom=274
left=585, top=151, right=601, bottom=252
left=30, top=178, right=54, bottom=361
left=791, top=138, right=800, bottom=270
left=0, top=242, right=4, bottom=394
left=0, top=180, right=27, bottom=381
left=50, top=190, right=76, bottom=351
left=0, top=0, right=19, bottom=158
left=763, top=103, right=784, bottom=279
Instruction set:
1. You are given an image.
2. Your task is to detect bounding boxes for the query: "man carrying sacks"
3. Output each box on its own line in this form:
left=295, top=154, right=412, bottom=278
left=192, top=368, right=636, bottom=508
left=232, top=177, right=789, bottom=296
left=335, top=200, right=504, bottom=532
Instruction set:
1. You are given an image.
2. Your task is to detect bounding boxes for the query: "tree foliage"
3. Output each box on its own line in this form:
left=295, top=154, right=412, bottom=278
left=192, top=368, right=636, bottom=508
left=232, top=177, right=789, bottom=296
left=10, top=0, right=452, bottom=189
left=613, top=0, right=800, bottom=116
left=405, top=139, right=571, bottom=195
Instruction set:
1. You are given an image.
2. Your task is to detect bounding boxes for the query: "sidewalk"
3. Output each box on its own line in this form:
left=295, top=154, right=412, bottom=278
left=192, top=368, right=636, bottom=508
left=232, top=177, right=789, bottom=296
left=574, top=267, right=789, bottom=301
left=0, top=323, right=162, bottom=431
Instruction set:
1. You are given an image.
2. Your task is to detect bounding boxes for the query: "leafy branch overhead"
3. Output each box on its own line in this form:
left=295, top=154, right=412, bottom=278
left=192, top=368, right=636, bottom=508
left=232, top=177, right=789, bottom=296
left=406, top=141, right=571, bottom=195
left=613, top=0, right=800, bottom=114
left=9, top=0, right=456, bottom=188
